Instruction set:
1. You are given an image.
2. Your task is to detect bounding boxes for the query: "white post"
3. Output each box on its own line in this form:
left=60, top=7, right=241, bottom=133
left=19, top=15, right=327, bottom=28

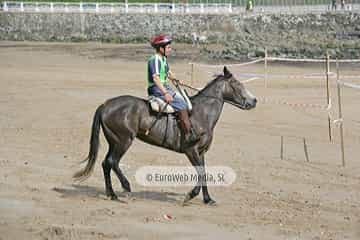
left=79, top=2, right=83, bottom=13
left=191, top=63, right=194, bottom=85
left=280, top=136, right=284, bottom=160
left=228, top=3, right=232, bottom=13
left=172, top=3, right=175, bottom=13
left=95, top=3, right=99, bottom=13
left=303, top=138, right=310, bottom=162
left=186, top=3, right=189, bottom=13
left=50, top=2, right=53, bottom=12
left=125, top=3, right=128, bottom=13
left=65, top=3, right=69, bottom=13
left=336, top=59, right=345, bottom=167
left=264, top=48, right=268, bottom=88
left=326, top=51, right=332, bottom=142
left=3, top=1, right=8, bottom=11
left=154, top=3, right=158, bottom=13
left=20, top=2, right=24, bottom=12
left=215, top=3, right=219, bottom=13
left=200, top=3, right=204, bottom=13
left=35, top=2, right=39, bottom=12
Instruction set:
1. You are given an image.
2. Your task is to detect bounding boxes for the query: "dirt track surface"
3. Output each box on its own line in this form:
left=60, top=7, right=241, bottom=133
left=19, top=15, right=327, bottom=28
left=1, top=41, right=360, bottom=240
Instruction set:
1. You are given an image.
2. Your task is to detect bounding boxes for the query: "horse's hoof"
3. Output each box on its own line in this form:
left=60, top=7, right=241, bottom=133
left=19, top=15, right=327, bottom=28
left=204, top=199, right=216, bottom=206
left=182, top=194, right=192, bottom=206
left=123, top=191, right=132, bottom=198
left=110, top=194, right=118, bottom=200
left=122, top=182, right=131, bottom=192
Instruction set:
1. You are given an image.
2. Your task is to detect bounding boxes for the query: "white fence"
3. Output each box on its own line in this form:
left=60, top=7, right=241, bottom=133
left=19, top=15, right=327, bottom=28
left=2, top=1, right=360, bottom=14
left=1, top=2, right=233, bottom=14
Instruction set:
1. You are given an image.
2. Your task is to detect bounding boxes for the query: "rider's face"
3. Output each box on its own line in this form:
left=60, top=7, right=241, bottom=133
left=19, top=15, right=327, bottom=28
left=160, top=44, right=172, bottom=57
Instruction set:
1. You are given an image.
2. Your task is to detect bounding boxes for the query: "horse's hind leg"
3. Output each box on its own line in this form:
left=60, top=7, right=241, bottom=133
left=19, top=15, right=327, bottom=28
left=102, top=148, right=117, bottom=200
left=102, top=137, right=133, bottom=200
left=111, top=140, right=132, bottom=193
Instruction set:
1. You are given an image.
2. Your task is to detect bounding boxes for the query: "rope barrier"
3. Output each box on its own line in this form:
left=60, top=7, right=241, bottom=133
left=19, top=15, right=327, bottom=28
left=267, top=57, right=360, bottom=63
left=258, top=96, right=329, bottom=110
left=190, top=56, right=360, bottom=70
left=240, top=77, right=260, bottom=83
left=267, top=57, right=327, bottom=63
left=338, top=80, right=360, bottom=90
left=340, top=75, right=360, bottom=79
left=187, top=56, right=357, bottom=131
left=190, top=58, right=264, bottom=68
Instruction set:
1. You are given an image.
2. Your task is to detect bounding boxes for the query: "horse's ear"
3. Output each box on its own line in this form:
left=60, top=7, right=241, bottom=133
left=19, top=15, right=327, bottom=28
left=223, top=66, right=232, bottom=78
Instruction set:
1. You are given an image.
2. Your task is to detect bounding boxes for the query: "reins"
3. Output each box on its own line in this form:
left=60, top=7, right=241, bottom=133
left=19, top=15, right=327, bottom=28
left=172, top=79, right=244, bottom=108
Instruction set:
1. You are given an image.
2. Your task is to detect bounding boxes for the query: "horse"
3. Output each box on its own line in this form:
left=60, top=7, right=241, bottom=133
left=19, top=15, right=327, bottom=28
left=73, top=66, right=257, bottom=205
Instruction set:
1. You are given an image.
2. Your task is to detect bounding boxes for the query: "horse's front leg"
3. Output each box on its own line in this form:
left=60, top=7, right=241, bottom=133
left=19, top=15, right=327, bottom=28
left=184, top=150, right=216, bottom=205
left=198, top=155, right=216, bottom=205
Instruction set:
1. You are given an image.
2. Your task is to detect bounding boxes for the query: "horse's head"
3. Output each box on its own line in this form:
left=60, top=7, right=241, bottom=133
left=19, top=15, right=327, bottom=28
left=222, top=66, right=257, bottom=110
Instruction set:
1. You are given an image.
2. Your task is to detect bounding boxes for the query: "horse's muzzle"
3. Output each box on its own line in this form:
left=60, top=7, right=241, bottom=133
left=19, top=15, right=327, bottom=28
left=245, top=98, right=257, bottom=109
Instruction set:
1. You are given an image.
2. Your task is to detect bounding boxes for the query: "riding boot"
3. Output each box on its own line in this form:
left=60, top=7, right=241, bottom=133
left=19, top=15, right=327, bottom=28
left=178, top=109, right=200, bottom=148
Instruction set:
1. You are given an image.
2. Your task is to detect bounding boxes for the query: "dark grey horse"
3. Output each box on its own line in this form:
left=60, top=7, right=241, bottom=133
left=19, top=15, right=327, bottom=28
left=73, top=67, right=257, bottom=205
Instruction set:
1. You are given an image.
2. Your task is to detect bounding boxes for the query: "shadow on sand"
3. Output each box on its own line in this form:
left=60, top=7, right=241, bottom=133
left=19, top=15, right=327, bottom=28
left=53, top=184, right=184, bottom=203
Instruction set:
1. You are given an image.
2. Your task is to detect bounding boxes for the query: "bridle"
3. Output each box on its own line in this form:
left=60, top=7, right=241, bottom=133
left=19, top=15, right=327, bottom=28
left=172, top=79, right=248, bottom=109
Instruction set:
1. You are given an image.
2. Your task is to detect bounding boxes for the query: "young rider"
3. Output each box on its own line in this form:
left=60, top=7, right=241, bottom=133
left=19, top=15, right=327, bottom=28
left=147, top=35, right=199, bottom=147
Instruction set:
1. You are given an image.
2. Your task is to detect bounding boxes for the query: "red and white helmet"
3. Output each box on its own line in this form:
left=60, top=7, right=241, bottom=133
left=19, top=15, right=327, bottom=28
left=151, top=35, right=172, bottom=49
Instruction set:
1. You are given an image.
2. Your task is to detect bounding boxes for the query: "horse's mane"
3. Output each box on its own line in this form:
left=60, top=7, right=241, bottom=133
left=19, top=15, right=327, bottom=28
left=191, top=74, right=225, bottom=99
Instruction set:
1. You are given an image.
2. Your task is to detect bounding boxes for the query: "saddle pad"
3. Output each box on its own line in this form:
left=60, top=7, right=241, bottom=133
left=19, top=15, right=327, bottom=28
left=148, top=91, right=192, bottom=113
left=148, top=95, right=175, bottom=113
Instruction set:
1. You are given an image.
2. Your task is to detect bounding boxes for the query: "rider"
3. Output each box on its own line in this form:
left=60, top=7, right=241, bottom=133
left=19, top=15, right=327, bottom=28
left=147, top=35, right=200, bottom=147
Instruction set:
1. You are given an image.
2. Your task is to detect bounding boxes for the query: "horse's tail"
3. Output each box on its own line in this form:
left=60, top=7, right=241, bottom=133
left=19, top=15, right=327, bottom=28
left=73, top=104, right=104, bottom=182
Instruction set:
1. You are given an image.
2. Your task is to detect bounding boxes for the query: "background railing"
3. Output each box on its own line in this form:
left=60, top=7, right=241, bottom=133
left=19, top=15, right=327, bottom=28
left=1, top=1, right=360, bottom=14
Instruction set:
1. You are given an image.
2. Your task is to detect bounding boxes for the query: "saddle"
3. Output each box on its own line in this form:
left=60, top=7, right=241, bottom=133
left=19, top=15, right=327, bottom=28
left=148, top=88, right=192, bottom=114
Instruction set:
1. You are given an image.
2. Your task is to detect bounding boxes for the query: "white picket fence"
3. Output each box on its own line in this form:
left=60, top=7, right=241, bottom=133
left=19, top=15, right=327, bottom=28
left=1, top=1, right=360, bottom=14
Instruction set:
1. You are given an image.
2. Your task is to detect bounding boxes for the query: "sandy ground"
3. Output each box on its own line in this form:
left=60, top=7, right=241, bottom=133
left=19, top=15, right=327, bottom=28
left=0, top=41, right=360, bottom=240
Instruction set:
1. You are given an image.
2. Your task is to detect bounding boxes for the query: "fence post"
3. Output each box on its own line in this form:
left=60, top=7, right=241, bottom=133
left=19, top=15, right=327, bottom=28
left=154, top=3, right=158, bottom=13
left=50, top=2, right=53, bottom=12
left=280, top=136, right=284, bottom=160
left=200, top=3, right=204, bottom=13
left=172, top=3, right=175, bottom=13
left=325, top=50, right=332, bottom=142
left=303, top=138, right=310, bottom=162
left=79, top=2, right=83, bottom=13
left=264, top=48, right=268, bottom=88
left=229, top=3, right=232, bottom=13
left=336, top=59, right=345, bottom=167
left=191, top=63, right=194, bottom=86
left=20, top=2, right=24, bottom=12
left=125, top=3, right=128, bottom=13
left=96, top=3, right=99, bottom=13
left=3, top=1, right=8, bottom=11
left=35, top=2, right=39, bottom=12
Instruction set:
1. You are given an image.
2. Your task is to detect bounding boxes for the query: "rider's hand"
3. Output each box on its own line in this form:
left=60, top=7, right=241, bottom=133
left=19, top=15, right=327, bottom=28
left=164, top=92, right=173, bottom=104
